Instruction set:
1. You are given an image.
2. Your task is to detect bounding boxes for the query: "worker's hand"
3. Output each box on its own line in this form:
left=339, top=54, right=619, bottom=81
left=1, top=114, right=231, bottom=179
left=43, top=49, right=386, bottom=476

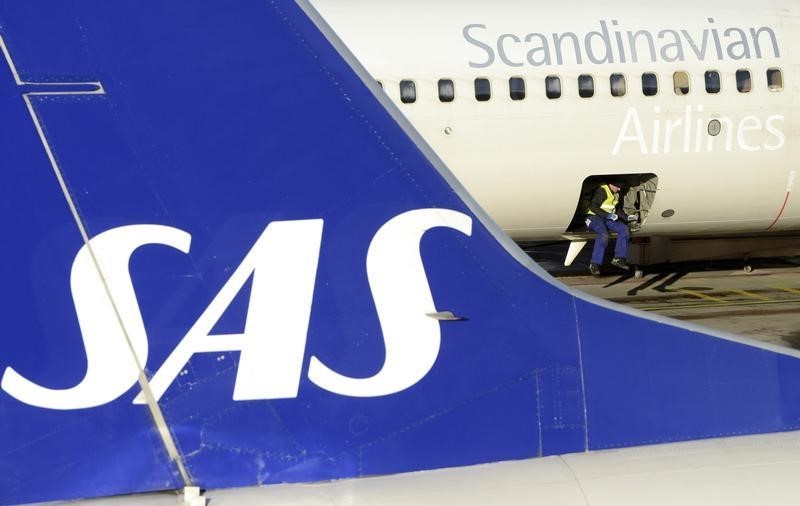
left=607, top=213, right=618, bottom=221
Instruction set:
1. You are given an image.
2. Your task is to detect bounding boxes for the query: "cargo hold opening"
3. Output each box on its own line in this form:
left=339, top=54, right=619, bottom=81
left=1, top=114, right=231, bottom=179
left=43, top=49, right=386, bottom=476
left=565, top=173, right=658, bottom=233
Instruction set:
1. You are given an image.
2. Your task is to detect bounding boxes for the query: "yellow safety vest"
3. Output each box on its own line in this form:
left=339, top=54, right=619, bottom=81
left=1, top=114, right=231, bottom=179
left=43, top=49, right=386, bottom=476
left=587, top=184, right=618, bottom=215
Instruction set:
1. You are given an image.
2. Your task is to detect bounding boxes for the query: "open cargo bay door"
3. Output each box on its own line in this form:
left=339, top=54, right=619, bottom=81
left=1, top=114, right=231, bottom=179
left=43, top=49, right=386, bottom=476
left=562, top=173, right=658, bottom=267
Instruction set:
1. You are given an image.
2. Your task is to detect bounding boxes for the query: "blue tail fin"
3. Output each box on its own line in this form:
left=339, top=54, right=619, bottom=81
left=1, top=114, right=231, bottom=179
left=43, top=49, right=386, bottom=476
left=1, top=1, right=799, bottom=504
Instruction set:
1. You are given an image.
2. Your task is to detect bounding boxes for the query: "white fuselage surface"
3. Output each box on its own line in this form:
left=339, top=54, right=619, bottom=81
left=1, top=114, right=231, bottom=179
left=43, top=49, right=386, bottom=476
left=311, top=0, right=800, bottom=243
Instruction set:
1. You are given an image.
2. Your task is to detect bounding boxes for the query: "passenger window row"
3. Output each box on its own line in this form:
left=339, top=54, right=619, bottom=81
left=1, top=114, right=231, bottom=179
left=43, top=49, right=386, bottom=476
left=389, top=68, right=784, bottom=103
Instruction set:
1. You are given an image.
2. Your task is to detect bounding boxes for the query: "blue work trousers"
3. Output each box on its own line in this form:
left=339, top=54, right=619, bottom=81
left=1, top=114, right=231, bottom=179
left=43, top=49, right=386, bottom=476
left=586, top=215, right=629, bottom=265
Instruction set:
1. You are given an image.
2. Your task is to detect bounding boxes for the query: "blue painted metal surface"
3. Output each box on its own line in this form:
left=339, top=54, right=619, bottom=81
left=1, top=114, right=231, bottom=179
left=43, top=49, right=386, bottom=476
left=0, top=1, right=798, bottom=504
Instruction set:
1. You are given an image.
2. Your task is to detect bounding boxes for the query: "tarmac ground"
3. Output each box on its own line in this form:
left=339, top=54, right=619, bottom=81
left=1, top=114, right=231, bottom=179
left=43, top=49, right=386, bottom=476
left=521, top=241, right=800, bottom=350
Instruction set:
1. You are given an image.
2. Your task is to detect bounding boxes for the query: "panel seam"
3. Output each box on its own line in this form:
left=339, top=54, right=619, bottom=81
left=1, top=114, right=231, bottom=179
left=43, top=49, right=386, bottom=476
left=3, top=28, right=192, bottom=485
left=571, top=297, right=590, bottom=453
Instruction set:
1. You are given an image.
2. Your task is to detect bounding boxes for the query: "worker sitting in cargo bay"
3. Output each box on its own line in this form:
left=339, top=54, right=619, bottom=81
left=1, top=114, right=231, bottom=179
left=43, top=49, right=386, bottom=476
left=586, top=182, right=636, bottom=276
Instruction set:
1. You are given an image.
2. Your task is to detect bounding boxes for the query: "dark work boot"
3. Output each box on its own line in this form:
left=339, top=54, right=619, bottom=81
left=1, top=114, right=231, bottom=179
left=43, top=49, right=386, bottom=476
left=589, top=263, right=601, bottom=276
left=611, top=257, right=629, bottom=270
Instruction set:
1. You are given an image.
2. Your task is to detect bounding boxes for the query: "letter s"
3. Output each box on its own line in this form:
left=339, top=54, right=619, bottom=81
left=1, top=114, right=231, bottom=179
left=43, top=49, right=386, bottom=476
left=2, top=225, right=190, bottom=409
left=308, top=209, right=472, bottom=397
left=464, top=24, right=494, bottom=68
left=765, top=115, right=786, bottom=151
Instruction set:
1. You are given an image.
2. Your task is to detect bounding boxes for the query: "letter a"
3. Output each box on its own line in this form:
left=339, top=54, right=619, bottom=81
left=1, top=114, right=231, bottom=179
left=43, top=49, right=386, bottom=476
left=135, top=219, right=323, bottom=403
left=612, top=107, right=649, bottom=155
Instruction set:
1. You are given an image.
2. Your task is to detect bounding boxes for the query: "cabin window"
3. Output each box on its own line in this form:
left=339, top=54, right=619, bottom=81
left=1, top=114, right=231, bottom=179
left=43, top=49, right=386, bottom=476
left=736, top=70, right=752, bottom=93
left=400, top=80, right=416, bottom=103
left=475, top=78, right=491, bottom=101
left=438, top=79, right=455, bottom=102
left=642, top=73, right=658, bottom=96
left=767, top=68, right=783, bottom=91
left=705, top=71, right=721, bottom=93
left=578, top=74, right=594, bottom=98
left=509, top=77, right=526, bottom=100
left=545, top=75, right=561, bottom=99
left=673, top=71, right=690, bottom=95
left=610, top=73, right=626, bottom=97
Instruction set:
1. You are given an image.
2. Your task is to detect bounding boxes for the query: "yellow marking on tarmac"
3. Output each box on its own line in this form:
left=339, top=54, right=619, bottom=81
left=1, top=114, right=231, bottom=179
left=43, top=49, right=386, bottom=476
left=729, top=288, right=771, bottom=301
left=775, top=286, right=800, bottom=296
left=637, top=298, right=800, bottom=312
left=677, top=288, right=728, bottom=304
